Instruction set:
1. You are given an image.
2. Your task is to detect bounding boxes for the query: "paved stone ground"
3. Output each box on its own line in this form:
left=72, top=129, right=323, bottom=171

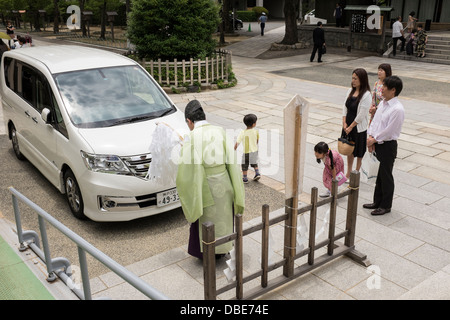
left=86, top=25, right=450, bottom=300
left=1, top=24, right=449, bottom=301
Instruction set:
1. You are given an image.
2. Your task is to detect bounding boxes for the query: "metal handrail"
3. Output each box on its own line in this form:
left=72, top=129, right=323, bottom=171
left=386, top=26, right=409, bottom=51
left=9, top=186, right=169, bottom=300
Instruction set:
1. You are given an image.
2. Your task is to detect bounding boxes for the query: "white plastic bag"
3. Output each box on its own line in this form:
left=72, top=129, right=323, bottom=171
left=361, top=152, right=380, bottom=183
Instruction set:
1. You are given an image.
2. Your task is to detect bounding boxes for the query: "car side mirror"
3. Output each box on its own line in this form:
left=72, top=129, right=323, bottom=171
left=41, top=108, right=52, bottom=124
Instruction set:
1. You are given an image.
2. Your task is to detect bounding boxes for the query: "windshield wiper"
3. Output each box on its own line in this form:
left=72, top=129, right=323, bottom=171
left=109, top=116, right=151, bottom=126
left=156, top=106, right=175, bottom=118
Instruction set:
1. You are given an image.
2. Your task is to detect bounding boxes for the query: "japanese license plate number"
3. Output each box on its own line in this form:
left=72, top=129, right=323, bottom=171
left=156, top=188, right=180, bottom=207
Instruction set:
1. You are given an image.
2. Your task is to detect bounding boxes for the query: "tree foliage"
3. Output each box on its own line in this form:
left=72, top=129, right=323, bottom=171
left=127, top=0, right=220, bottom=60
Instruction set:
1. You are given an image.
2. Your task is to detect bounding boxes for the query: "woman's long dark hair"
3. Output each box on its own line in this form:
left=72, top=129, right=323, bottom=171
left=314, top=142, right=334, bottom=169
left=348, top=68, right=371, bottom=105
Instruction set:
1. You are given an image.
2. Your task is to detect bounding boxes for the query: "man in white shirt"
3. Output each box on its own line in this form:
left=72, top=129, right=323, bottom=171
left=364, top=76, right=405, bottom=215
left=392, top=16, right=405, bottom=56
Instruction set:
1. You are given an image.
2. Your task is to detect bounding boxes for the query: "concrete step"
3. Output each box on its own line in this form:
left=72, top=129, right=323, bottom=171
left=386, top=32, right=450, bottom=65
left=425, top=49, right=450, bottom=58
left=426, top=43, right=450, bottom=50
left=427, top=35, right=450, bottom=42
left=390, top=53, right=450, bottom=65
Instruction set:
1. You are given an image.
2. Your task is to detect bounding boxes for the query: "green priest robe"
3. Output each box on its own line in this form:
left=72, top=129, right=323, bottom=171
left=176, top=123, right=245, bottom=254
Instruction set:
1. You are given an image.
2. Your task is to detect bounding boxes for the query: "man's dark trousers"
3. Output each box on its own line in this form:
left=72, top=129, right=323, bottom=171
left=310, top=44, right=323, bottom=62
left=373, top=140, right=397, bottom=209
left=392, top=36, right=405, bottom=56
left=260, top=22, right=265, bottom=36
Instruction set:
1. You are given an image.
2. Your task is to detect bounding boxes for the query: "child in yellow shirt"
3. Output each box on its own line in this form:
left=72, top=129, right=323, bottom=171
left=234, top=114, right=260, bottom=183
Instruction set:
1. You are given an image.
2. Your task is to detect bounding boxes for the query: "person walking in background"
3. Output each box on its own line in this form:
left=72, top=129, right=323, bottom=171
left=365, top=76, right=405, bottom=216
left=6, top=21, right=14, bottom=48
left=392, top=16, right=405, bottom=56
left=234, top=114, right=261, bottom=183
left=176, top=100, right=245, bottom=259
left=258, top=12, right=267, bottom=36
left=314, top=142, right=345, bottom=198
left=342, top=68, right=371, bottom=179
left=310, top=21, right=325, bottom=63
left=415, top=24, right=428, bottom=58
left=406, top=29, right=416, bottom=56
left=334, top=3, right=342, bottom=27
left=370, top=63, right=392, bottom=124
left=406, top=11, right=417, bottom=33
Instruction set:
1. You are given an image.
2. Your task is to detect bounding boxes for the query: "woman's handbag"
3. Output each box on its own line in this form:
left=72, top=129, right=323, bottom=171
left=322, top=44, right=326, bottom=54
left=338, top=130, right=355, bottom=156
left=335, top=171, right=347, bottom=186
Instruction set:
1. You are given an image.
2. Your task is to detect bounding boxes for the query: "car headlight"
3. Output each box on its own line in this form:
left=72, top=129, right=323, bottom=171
left=81, top=151, right=131, bottom=175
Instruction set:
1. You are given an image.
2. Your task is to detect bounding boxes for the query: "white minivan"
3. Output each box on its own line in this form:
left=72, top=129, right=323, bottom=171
left=1, top=45, right=188, bottom=222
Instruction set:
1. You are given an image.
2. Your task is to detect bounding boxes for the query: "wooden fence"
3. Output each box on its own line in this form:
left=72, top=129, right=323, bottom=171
left=140, top=49, right=232, bottom=87
left=202, top=171, right=371, bottom=300
left=55, top=32, right=232, bottom=88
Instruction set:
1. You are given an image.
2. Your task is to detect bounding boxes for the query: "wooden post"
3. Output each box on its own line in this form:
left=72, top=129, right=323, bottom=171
left=261, top=204, right=269, bottom=288
left=158, top=59, right=162, bottom=84
left=345, top=170, right=359, bottom=248
left=190, top=58, right=194, bottom=85
left=166, top=60, right=170, bottom=86
left=308, top=187, right=318, bottom=265
left=216, top=55, right=219, bottom=81
left=211, top=57, right=215, bottom=83
left=174, top=58, right=178, bottom=87
left=344, top=171, right=371, bottom=267
left=327, top=179, right=338, bottom=256
left=282, top=95, right=309, bottom=277
left=235, top=214, right=243, bottom=299
left=221, top=55, right=224, bottom=79
left=182, top=59, right=186, bottom=84
left=283, top=109, right=301, bottom=277
left=202, top=222, right=216, bottom=300
left=198, top=59, right=201, bottom=84
left=205, top=57, right=209, bottom=84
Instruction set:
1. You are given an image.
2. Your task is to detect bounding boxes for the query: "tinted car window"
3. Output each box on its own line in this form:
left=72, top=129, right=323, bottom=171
left=3, top=57, right=14, bottom=90
left=54, top=65, right=174, bottom=128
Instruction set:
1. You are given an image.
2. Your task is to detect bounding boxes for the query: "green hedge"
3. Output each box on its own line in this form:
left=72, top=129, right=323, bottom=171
left=236, top=11, right=257, bottom=22
left=236, top=7, right=268, bottom=22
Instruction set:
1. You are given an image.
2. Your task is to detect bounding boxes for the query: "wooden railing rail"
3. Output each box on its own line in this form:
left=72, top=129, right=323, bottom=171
left=202, top=171, right=370, bottom=300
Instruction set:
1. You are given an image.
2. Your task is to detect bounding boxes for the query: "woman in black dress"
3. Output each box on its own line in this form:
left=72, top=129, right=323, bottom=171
left=342, top=68, right=371, bottom=179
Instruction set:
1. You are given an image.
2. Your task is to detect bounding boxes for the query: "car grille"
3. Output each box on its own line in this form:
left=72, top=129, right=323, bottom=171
left=121, top=153, right=152, bottom=179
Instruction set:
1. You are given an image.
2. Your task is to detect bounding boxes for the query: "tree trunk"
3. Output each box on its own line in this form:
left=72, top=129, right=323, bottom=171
left=223, top=0, right=233, bottom=33
left=79, top=0, right=86, bottom=37
left=100, top=0, right=107, bottom=39
left=281, top=0, right=299, bottom=45
left=53, top=0, right=59, bottom=33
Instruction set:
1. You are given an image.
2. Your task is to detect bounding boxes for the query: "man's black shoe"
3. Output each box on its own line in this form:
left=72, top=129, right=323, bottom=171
left=363, top=203, right=378, bottom=209
left=371, top=208, right=391, bottom=216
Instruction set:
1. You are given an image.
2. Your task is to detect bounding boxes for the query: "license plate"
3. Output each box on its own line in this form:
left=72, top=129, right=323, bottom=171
left=156, top=188, right=180, bottom=207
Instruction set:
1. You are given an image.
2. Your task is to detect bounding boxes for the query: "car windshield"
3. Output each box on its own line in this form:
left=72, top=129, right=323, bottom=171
left=54, top=65, right=174, bottom=128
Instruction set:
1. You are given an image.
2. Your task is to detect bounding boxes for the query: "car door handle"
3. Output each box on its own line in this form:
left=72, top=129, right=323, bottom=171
left=25, top=111, right=31, bottom=117
left=32, top=117, right=38, bottom=123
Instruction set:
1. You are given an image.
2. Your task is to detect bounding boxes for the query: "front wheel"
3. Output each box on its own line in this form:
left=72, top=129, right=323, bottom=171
left=11, top=125, right=26, bottom=160
left=64, top=169, right=86, bottom=220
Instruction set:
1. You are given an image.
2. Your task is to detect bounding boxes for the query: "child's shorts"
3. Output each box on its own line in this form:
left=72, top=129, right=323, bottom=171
left=241, top=152, right=258, bottom=171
